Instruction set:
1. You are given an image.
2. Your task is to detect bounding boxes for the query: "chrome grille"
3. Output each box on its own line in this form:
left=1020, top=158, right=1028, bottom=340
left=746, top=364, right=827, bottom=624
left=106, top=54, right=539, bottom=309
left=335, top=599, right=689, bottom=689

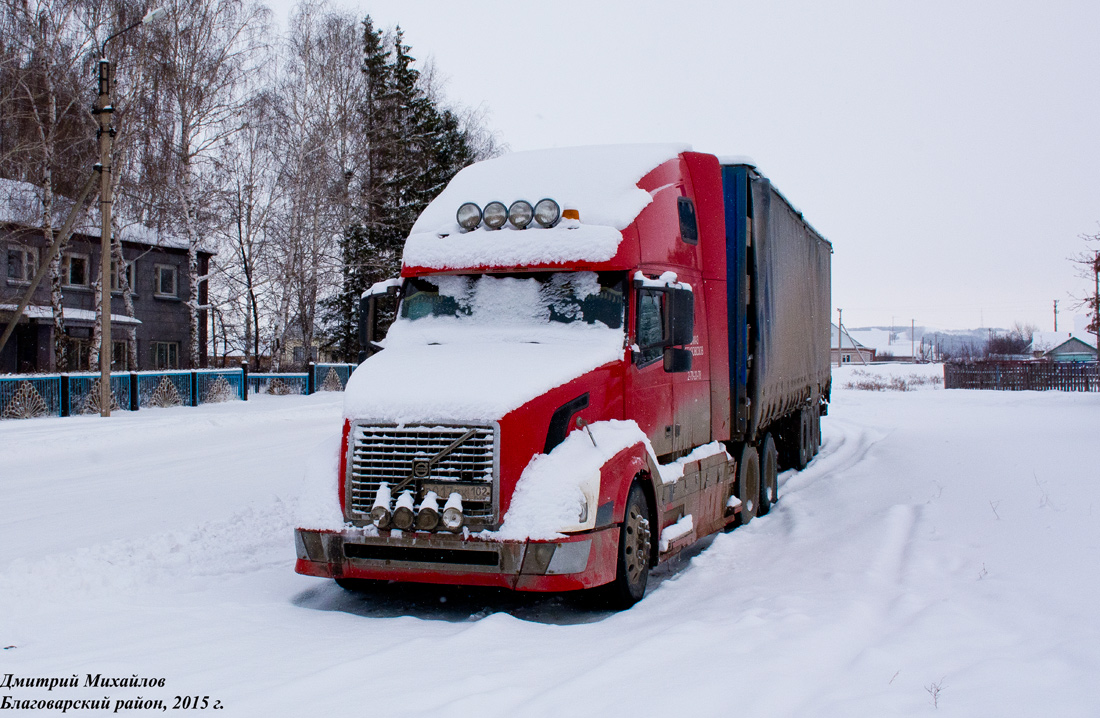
left=346, top=423, right=497, bottom=526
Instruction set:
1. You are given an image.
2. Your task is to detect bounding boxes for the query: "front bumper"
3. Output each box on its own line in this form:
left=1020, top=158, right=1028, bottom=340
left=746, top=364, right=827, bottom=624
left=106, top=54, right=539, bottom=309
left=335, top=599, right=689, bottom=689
left=294, top=525, right=619, bottom=592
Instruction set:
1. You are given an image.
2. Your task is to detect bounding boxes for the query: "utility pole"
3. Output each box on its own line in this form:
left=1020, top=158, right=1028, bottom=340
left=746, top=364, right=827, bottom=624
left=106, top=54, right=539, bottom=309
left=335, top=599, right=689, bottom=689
left=1094, top=250, right=1099, bottom=355
left=1053, top=299, right=1058, bottom=332
left=92, top=7, right=166, bottom=417
left=93, top=56, right=113, bottom=416
left=911, top=319, right=915, bottom=363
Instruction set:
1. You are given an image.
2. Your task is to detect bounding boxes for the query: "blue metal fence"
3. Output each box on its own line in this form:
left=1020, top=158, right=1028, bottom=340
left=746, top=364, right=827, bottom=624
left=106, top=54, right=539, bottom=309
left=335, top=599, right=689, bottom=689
left=195, top=368, right=245, bottom=403
left=0, top=375, right=61, bottom=419
left=136, top=370, right=192, bottom=408
left=313, top=363, right=356, bottom=392
left=1, top=361, right=355, bottom=420
left=248, top=372, right=309, bottom=396
left=68, top=373, right=131, bottom=414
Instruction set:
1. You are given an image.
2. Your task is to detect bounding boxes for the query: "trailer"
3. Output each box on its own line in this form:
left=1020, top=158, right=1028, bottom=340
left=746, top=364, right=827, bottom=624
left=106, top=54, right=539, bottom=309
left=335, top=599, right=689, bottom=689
left=295, top=144, right=831, bottom=607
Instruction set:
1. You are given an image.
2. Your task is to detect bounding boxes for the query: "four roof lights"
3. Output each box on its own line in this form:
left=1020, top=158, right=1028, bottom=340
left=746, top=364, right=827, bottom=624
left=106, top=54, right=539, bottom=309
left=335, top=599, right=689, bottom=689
left=456, top=198, right=563, bottom=232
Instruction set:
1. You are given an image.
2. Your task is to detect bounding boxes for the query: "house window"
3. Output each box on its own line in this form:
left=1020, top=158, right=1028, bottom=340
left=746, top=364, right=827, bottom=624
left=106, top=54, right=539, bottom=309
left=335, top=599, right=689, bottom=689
left=153, top=341, right=179, bottom=369
left=6, top=245, right=37, bottom=283
left=154, top=264, right=177, bottom=297
left=66, top=337, right=90, bottom=371
left=62, top=253, right=89, bottom=287
left=112, top=341, right=130, bottom=370
left=111, top=261, right=135, bottom=292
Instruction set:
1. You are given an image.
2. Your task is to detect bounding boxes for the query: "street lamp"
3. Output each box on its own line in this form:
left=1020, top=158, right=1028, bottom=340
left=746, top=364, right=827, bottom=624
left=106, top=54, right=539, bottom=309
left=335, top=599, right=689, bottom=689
left=93, top=7, right=165, bottom=417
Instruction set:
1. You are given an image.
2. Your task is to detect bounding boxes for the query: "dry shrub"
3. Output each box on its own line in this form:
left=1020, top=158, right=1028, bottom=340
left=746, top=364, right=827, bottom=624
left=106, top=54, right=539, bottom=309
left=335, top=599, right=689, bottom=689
left=844, top=370, right=943, bottom=391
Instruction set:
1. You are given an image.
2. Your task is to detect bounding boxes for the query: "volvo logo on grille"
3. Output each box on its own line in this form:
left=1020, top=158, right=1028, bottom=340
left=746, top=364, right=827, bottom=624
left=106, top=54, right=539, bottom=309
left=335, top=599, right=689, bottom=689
left=412, top=459, right=431, bottom=478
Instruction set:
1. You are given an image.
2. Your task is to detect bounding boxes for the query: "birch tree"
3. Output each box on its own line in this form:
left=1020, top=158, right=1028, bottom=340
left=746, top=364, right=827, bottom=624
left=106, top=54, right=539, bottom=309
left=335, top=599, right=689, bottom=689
left=2, top=0, right=95, bottom=369
left=142, top=0, right=268, bottom=367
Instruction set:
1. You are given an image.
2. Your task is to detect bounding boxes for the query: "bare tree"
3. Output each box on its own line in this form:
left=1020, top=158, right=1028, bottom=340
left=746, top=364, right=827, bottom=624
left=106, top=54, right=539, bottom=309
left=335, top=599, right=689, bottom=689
left=140, top=0, right=269, bottom=367
left=266, top=1, right=366, bottom=369
left=1070, top=229, right=1100, bottom=350
left=2, top=0, right=96, bottom=370
left=211, top=88, right=279, bottom=366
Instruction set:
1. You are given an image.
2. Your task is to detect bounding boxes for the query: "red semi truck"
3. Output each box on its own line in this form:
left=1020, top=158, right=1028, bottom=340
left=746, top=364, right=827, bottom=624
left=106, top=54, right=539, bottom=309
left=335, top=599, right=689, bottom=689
left=295, top=145, right=831, bottom=607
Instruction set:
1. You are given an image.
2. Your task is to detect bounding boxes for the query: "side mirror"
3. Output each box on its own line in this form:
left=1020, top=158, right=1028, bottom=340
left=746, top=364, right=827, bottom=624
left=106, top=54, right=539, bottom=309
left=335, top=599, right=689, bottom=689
left=359, top=279, right=401, bottom=360
left=668, top=288, right=694, bottom=347
left=664, top=347, right=692, bottom=373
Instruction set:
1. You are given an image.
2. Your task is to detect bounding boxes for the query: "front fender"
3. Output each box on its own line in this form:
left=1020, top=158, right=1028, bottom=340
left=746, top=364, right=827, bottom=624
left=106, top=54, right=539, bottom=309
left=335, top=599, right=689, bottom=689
left=596, top=442, right=661, bottom=528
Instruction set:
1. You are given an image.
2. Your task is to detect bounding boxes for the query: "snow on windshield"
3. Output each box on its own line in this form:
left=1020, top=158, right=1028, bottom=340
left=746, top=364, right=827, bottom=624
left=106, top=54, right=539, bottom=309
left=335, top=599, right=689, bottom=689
left=345, top=272, right=627, bottom=424
left=386, top=271, right=624, bottom=347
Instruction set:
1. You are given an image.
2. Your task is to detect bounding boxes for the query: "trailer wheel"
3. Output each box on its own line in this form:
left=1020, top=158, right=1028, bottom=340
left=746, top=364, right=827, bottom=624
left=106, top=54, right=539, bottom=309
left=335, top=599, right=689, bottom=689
left=737, top=445, right=760, bottom=525
left=758, top=434, right=778, bottom=515
left=811, top=408, right=821, bottom=457
left=798, top=408, right=813, bottom=468
left=598, top=482, right=652, bottom=609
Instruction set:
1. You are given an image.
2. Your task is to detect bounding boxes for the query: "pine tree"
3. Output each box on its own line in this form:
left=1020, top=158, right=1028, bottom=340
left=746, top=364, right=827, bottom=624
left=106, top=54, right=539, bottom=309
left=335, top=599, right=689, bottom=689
left=323, top=22, right=485, bottom=361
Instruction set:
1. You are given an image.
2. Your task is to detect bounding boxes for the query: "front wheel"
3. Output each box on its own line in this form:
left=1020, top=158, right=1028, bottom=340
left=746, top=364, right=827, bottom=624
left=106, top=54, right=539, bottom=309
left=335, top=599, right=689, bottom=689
left=596, top=483, right=652, bottom=609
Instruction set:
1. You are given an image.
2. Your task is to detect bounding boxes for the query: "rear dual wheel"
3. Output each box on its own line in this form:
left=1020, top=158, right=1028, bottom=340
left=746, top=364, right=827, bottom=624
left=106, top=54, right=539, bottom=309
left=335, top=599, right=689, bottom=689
left=737, top=445, right=760, bottom=526
left=759, top=433, right=778, bottom=515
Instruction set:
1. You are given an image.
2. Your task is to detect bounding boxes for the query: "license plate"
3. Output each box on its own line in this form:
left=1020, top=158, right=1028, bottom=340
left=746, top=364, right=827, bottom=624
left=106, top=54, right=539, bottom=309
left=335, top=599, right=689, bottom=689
left=422, top=482, right=491, bottom=502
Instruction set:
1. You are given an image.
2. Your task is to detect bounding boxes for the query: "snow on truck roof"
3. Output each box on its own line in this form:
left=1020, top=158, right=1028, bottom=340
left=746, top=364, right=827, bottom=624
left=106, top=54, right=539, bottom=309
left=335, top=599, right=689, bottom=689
left=402, top=143, right=690, bottom=270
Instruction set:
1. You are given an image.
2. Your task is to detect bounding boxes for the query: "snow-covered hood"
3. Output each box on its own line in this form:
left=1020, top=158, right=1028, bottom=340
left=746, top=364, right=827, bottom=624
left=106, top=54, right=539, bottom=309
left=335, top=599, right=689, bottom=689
left=342, top=332, right=624, bottom=425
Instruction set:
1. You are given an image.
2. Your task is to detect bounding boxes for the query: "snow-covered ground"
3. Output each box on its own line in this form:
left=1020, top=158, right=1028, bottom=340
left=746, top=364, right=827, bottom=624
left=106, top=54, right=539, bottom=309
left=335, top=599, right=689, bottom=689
left=3, top=365, right=1100, bottom=716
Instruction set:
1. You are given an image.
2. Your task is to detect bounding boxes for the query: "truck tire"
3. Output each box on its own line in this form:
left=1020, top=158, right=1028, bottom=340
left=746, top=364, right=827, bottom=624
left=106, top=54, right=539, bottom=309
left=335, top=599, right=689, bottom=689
left=597, top=482, right=652, bottom=609
left=737, top=445, right=760, bottom=525
left=759, top=434, right=778, bottom=515
left=811, top=408, right=821, bottom=457
left=797, top=407, right=813, bottom=469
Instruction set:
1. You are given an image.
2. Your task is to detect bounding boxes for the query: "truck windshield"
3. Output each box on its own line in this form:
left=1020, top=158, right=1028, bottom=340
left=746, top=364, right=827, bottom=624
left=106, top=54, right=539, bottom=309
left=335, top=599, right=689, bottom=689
left=400, top=271, right=624, bottom=330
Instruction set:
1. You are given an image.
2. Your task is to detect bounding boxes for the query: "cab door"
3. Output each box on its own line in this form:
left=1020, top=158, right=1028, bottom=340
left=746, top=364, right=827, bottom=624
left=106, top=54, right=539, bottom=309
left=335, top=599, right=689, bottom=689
left=624, top=284, right=675, bottom=457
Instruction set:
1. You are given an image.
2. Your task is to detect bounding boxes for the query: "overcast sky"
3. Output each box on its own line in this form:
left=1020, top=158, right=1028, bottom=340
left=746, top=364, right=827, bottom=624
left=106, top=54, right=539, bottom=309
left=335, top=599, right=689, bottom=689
left=267, top=0, right=1100, bottom=331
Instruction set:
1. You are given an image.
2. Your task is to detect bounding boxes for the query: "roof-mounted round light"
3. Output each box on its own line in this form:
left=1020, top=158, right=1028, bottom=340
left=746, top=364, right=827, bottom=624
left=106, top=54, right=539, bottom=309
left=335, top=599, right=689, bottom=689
left=456, top=202, right=482, bottom=231
left=483, top=201, right=508, bottom=230
left=508, top=200, right=533, bottom=229
left=534, top=198, right=561, bottom=228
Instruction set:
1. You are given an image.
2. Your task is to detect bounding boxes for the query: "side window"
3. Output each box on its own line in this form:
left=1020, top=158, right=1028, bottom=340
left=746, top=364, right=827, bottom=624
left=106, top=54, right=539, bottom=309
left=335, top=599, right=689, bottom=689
left=677, top=197, right=698, bottom=245
left=635, top=289, right=667, bottom=366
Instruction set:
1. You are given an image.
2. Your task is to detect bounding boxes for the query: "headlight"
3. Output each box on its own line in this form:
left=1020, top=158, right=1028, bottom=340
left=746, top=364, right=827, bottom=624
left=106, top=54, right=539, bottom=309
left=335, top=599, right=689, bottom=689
left=442, top=492, right=464, bottom=531
left=482, top=201, right=508, bottom=230
left=456, top=202, right=482, bottom=231
left=370, top=484, right=392, bottom=528
left=534, top=198, right=561, bottom=228
left=370, top=505, right=391, bottom=529
left=416, top=491, right=441, bottom=531
left=392, top=490, right=416, bottom=530
left=508, top=200, right=533, bottom=229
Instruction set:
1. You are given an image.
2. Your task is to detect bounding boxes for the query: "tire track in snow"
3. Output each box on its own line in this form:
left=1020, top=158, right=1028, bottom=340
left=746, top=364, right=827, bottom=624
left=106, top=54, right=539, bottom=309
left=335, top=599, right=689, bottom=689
left=0, top=497, right=299, bottom=604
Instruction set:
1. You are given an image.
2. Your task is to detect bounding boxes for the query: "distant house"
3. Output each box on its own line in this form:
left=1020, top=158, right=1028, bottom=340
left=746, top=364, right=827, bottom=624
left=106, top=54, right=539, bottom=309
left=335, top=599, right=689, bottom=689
left=1028, top=321, right=1097, bottom=362
left=830, top=323, right=876, bottom=364
left=1, top=178, right=213, bottom=373
left=1044, top=337, right=1097, bottom=363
